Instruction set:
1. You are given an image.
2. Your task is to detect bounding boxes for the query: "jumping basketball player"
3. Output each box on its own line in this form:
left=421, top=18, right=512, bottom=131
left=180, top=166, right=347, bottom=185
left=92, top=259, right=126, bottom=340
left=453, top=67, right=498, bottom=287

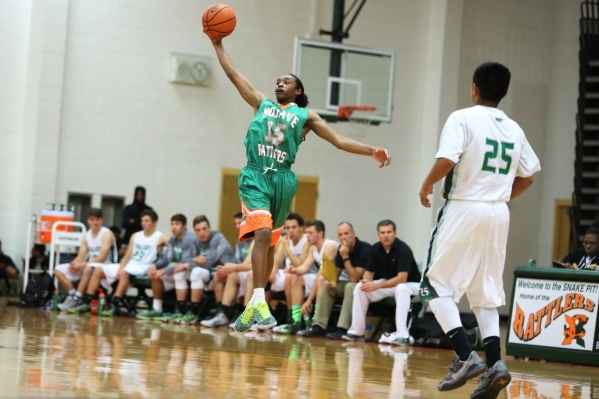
left=209, top=38, right=391, bottom=333
left=419, top=62, right=541, bottom=399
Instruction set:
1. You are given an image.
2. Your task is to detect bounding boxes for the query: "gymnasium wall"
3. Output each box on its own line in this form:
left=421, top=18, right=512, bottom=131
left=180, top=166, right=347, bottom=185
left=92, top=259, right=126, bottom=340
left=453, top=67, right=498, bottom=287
left=0, top=0, right=580, bottom=314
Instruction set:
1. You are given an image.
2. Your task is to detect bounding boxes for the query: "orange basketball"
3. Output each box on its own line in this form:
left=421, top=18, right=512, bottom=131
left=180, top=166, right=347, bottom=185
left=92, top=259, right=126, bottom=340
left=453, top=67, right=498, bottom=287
left=202, top=4, right=236, bottom=40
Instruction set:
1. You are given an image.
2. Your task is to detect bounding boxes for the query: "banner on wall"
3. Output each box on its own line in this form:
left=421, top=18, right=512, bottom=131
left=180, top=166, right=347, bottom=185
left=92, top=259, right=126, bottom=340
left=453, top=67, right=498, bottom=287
left=508, top=277, right=599, bottom=352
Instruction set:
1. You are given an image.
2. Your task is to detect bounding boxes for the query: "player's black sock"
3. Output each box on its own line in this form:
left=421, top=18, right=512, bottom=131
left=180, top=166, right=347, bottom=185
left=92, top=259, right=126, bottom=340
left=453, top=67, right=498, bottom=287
left=446, top=327, right=472, bottom=361
left=191, top=302, right=200, bottom=316
left=222, top=304, right=231, bottom=318
left=216, top=302, right=222, bottom=312
left=177, top=301, right=186, bottom=314
left=83, top=294, right=94, bottom=305
left=287, top=309, right=292, bottom=323
left=483, top=336, right=501, bottom=368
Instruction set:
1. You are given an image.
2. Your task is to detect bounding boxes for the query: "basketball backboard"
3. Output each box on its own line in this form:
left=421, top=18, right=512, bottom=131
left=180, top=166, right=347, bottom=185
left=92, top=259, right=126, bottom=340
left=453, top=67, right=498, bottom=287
left=292, top=38, right=395, bottom=124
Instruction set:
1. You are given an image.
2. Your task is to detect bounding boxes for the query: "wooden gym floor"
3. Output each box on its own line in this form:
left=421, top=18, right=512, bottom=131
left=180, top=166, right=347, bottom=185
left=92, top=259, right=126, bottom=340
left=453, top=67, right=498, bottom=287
left=0, top=305, right=596, bottom=398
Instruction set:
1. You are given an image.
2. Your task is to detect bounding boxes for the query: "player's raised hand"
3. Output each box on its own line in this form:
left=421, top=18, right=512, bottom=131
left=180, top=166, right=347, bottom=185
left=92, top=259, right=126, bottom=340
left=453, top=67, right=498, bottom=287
left=372, top=147, right=391, bottom=168
left=419, top=184, right=434, bottom=207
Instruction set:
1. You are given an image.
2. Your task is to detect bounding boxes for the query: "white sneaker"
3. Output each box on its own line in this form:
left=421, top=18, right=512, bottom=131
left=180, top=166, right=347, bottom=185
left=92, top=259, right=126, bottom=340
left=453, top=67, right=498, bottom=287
left=272, top=323, right=288, bottom=333
left=228, top=322, right=235, bottom=329
left=200, top=311, right=229, bottom=328
left=58, top=295, right=81, bottom=311
left=390, top=335, right=415, bottom=346
left=378, top=332, right=397, bottom=344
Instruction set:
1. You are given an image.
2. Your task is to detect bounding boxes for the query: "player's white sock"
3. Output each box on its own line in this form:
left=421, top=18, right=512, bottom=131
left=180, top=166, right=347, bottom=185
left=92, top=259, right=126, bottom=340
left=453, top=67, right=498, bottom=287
left=153, top=299, right=163, bottom=312
left=68, top=289, right=77, bottom=296
left=252, top=288, right=265, bottom=306
left=74, top=291, right=83, bottom=299
left=472, top=307, right=500, bottom=338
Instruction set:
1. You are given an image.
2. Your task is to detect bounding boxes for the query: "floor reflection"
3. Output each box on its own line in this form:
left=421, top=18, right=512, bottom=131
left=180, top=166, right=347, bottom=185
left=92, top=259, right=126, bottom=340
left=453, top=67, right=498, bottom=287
left=0, top=307, right=597, bottom=398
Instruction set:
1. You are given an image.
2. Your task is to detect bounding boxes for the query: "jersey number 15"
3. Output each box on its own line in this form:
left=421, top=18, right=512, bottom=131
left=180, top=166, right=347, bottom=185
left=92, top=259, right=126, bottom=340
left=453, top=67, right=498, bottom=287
left=265, top=121, right=286, bottom=146
left=482, top=138, right=514, bottom=175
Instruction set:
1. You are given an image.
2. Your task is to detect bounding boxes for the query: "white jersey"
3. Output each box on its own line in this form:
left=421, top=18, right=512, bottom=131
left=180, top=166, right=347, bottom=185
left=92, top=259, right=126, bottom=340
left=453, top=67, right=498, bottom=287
left=312, top=239, right=336, bottom=274
left=284, top=234, right=308, bottom=268
left=437, top=105, right=541, bottom=202
left=86, top=227, right=117, bottom=264
left=128, top=230, right=162, bottom=267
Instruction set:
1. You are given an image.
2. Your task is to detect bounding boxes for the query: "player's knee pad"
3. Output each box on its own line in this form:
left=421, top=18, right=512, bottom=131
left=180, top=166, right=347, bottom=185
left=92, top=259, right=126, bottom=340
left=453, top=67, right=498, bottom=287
left=174, top=271, right=187, bottom=290
left=189, top=268, right=206, bottom=290
left=472, top=306, right=499, bottom=339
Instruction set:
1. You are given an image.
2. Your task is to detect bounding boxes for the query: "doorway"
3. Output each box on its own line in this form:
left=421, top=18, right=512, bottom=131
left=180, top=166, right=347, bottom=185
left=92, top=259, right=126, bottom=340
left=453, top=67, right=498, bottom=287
left=218, top=169, right=319, bottom=247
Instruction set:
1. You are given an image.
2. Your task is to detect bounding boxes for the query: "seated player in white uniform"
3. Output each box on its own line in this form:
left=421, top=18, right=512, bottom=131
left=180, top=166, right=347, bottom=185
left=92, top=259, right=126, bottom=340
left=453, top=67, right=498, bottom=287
left=140, top=214, right=200, bottom=323
left=57, top=208, right=117, bottom=311
left=100, top=210, right=168, bottom=316
left=276, top=220, right=339, bottom=335
left=68, top=211, right=168, bottom=315
left=201, top=212, right=253, bottom=328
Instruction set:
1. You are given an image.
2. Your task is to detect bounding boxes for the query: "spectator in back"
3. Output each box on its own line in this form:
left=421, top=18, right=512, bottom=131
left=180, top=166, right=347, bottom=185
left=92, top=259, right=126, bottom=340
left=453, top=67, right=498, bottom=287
left=299, top=222, right=371, bottom=338
left=0, top=240, right=19, bottom=296
left=342, top=220, right=421, bottom=345
left=109, top=226, right=124, bottom=254
left=561, top=224, right=599, bottom=270
left=28, top=244, right=49, bottom=271
left=193, top=215, right=236, bottom=324
left=122, top=186, right=153, bottom=244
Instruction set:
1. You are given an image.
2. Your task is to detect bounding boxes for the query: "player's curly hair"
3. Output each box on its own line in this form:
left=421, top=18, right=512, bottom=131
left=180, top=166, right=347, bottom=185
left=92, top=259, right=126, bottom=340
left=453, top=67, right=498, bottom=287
left=289, top=74, right=309, bottom=108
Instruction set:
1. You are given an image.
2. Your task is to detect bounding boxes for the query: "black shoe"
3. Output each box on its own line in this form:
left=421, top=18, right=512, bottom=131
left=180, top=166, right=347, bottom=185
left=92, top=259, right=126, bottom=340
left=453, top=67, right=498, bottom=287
left=326, top=328, right=348, bottom=340
left=298, top=324, right=326, bottom=337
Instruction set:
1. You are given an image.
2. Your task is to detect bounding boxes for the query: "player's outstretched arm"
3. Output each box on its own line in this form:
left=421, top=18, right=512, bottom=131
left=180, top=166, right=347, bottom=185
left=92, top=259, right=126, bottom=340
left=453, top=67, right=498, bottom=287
left=510, top=176, right=534, bottom=200
left=211, top=39, right=266, bottom=110
left=306, top=110, right=391, bottom=168
left=419, top=158, right=456, bottom=207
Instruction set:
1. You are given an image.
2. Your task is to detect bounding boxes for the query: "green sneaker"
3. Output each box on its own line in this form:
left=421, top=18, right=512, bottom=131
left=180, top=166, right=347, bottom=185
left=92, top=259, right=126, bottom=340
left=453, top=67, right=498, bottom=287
left=136, top=309, right=163, bottom=320
left=175, top=311, right=199, bottom=325
left=277, top=321, right=302, bottom=335
left=68, top=303, right=91, bottom=314
left=101, top=307, right=118, bottom=317
left=161, top=312, right=181, bottom=323
left=254, top=301, right=277, bottom=330
left=234, top=305, right=255, bottom=332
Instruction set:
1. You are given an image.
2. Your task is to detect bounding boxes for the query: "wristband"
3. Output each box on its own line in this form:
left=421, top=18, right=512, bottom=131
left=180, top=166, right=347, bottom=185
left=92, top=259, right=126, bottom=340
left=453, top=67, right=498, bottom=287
left=342, top=258, right=350, bottom=262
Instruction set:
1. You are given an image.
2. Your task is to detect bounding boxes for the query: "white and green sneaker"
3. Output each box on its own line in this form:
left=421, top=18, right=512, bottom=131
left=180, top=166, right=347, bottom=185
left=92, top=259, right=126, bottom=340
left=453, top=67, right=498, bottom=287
left=136, top=309, right=163, bottom=320
left=175, top=312, right=199, bottom=325
left=161, top=312, right=181, bottom=323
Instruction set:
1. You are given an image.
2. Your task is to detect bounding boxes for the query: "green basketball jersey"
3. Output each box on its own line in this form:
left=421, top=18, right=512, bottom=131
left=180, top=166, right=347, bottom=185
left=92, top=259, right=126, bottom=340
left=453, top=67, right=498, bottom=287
left=244, top=99, right=309, bottom=169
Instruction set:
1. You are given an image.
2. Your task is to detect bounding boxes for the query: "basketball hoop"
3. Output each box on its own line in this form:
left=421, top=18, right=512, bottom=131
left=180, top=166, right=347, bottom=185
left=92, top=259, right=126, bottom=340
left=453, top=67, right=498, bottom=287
left=338, top=105, right=377, bottom=125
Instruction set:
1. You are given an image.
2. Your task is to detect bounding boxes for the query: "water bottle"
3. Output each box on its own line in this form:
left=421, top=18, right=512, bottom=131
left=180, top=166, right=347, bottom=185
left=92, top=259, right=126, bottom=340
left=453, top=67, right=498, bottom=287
left=52, top=289, right=59, bottom=311
left=98, top=291, right=105, bottom=315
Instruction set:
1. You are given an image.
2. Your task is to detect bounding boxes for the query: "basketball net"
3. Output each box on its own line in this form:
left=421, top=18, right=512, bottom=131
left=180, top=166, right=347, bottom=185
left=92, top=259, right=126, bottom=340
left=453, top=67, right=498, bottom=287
left=339, top=106, right=375, bottom=138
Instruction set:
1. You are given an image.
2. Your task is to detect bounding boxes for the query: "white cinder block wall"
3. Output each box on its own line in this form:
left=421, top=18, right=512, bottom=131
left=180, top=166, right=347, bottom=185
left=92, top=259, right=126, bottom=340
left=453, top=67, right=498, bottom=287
left=0, top=0, right=581, bottom=314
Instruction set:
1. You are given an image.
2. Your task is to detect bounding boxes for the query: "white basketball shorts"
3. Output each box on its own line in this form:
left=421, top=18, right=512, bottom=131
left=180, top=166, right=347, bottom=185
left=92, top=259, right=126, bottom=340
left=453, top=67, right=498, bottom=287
left=422, top=200, right=509, bottom=308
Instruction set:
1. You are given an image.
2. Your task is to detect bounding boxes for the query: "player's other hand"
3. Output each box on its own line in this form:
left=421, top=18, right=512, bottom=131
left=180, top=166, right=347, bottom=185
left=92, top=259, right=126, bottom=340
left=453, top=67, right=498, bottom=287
left=372, top=148, right=391, bottom=168
left=419, top=185, right=434, bottom=208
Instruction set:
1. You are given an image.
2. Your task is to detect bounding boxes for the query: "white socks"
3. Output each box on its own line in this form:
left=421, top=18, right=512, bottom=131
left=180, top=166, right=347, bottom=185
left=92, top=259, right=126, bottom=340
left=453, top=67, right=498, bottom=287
left=252, top=288, right=265, bottom=306
left=472, top=307, right=500, bottom=338
left=68, top=289, right=76, bottom=296
left=153, top=299, right=163, bottom=312
left=429, top=296, right=463, bottom=333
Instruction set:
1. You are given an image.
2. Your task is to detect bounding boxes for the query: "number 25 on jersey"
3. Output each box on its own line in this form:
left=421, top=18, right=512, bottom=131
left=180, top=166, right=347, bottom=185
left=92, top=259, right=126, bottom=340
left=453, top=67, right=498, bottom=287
left=482, top=138, right=514, bottom=174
